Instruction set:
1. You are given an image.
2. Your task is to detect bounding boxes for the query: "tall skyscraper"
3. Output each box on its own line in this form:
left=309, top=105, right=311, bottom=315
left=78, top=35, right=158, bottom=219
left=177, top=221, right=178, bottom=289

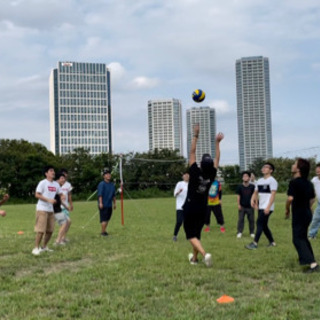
left=148, top=99, right=183, bottom=155
left=186, top=107, right=216, bottom=164
left=236, top=56, right=273, bottom=170
left=49, top=61, right=112, bottom=155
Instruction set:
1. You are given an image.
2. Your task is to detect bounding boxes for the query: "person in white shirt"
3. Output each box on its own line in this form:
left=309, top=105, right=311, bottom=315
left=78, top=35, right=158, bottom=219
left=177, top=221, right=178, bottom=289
left=32, top=166, right=61, bottom=256
left=59, top=168, right=73, bottom=242
left=246, top=162, right=278, bottom=250
left=308, top=163, right=320, bottom=239
left=172, top=172, right=189, bottom=241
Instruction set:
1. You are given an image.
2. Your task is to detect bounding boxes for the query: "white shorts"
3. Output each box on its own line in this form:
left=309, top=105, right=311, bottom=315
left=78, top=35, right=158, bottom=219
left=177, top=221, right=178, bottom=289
left=54, top=212, right=68, bottom=226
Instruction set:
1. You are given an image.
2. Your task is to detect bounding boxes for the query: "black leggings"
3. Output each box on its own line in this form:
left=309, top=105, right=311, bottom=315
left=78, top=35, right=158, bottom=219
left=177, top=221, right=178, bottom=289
left=173, top=210, right=184, bottom=236
left=254, top=209, right=274, bottom=243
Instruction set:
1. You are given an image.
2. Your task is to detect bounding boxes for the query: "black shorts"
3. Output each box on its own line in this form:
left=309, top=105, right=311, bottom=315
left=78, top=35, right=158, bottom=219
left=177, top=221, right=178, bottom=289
left=99, top=207, right=113, bottom=222
left=183, top=202, right=206, bottom=240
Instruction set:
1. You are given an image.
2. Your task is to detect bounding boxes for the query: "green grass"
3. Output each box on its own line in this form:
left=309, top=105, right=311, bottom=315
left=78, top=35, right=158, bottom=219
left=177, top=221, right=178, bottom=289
left=0, top=194, right=320, bottom=319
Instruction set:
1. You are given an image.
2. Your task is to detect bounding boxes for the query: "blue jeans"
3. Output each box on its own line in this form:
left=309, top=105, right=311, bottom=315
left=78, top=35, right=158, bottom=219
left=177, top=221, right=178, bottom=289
left=308, top=204, right=320, bottom=237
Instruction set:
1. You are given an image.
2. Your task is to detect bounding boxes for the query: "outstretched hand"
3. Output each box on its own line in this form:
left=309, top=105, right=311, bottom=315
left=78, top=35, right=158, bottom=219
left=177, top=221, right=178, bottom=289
left=216, top=132, right=224, bottom=142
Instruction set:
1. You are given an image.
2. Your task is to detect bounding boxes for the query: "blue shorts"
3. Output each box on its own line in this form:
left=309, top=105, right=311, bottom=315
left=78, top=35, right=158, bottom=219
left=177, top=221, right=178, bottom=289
left=99, top=207, right=113, bottom=223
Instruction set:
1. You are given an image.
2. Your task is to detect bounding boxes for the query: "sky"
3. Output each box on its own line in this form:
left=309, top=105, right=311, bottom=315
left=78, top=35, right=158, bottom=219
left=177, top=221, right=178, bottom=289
left=1, top=0, right=320, bottom=165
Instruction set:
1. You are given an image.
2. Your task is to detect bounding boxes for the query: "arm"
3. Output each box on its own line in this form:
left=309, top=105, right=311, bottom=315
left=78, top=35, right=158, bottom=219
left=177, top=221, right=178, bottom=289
left=113, top=196, right=116, bottom=210
left=189, top=123, right=199, bottom=166
left=68, top=192, right=73, bottom=211
left=0, top=194, right=9, bottom=206
left=98, top=196, right=103, bottom=209
left=264, top=190, right=276, bottom=215
left=310, top=197, right=316, bottom=209
left=237, top=195, right=242, bottom=210
left=35, top=192, right=56, bottom=204
left=251, top=190, right=258, bottom=209
left=285, top=196, right=293, bottom=219
left=214, top=133, right=224, bottom=168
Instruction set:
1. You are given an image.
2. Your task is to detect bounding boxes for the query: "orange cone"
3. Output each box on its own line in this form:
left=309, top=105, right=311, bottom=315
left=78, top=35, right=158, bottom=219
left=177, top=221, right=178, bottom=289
left=216, top=295, right=235, bottom=304
left=17, top=231, right=24, bottom=235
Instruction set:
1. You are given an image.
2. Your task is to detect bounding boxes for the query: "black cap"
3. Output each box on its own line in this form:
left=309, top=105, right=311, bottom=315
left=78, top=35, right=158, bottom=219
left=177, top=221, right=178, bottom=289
left=103, top=170, right=111, bottom=175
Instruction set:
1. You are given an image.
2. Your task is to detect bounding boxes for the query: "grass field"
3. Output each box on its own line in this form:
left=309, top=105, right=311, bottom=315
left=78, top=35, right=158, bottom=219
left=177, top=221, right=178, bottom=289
left=0, top=194, right=320, bottom=320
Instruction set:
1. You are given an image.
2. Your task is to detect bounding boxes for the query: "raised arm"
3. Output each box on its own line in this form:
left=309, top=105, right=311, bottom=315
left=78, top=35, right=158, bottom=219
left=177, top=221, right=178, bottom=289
left=189, top=123, right=199, bottom=166
left=214, top=133, right=224, bottom=168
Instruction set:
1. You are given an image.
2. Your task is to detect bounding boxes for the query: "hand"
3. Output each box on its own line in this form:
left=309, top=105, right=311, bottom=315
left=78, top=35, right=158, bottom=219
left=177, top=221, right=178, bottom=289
left=264, top=208, right=270, bottom=215
left=285, top=210, right=290, bottom=219
left=216, top=132, right=224, bottom=143
left=99, top=203, right=103, bottom=209
left=48, top=199, right=56, bottom=204
left=238, top=205, right=242, bottom=210
left=193, top=123, right=199, bottom=137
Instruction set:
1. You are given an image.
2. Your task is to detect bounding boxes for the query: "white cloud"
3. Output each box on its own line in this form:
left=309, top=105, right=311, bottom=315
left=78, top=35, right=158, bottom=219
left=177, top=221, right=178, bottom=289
left=131, top=77, right=161, bottom=89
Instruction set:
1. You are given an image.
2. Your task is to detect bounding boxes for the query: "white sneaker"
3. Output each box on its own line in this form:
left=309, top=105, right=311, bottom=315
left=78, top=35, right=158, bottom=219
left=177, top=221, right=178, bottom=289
left=203, top=253, right=213, bottom=267
left=32, top=247, right=41, bottom=256
left=40, top=247, right=54, bottom=252
left=250, top=234, right=255, bottom=238
left=188, top=253, right=198, bottom=265
left=237, top=233, right=242, bottom=238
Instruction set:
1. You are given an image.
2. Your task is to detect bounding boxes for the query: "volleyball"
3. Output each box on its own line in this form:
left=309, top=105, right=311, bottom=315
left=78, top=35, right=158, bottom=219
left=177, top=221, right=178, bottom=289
left=192, top=89, right=205, bottom=103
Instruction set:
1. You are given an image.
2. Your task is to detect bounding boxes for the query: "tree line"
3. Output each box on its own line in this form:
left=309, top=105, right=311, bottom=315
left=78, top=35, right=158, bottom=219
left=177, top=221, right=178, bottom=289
left=0, top=139, right=317, bottom=202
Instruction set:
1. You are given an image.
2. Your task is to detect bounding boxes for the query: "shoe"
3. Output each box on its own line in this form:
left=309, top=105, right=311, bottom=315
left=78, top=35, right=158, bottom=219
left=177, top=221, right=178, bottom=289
left=245, top=242, right=258, bottom=250
left=188, top=253, right=198, bottom=265
left=250, top=234, right=255, bottom=238
left=237, top=233, right=242, bottom=239
left=304, top=264, right=320, bottom=273
left=40, top=247, right=54, bottom=252
left=220, top=226, right=226, bottom=233
left=267, top=242, right=276, bottom=247
left=203, top=253, right=213, bottom=267
left=101, top=232, right=108, bottom=236
left=308, top=236, right=316, bottom=240
left=172, top=236, right=177, bottom=242
left=204, top=226, right=210, bottom=232
left=62, top=238, right=70, bottom=243
left=54, top=241, right=66, bottom=246
left=32, top=247, right=41, bottom=256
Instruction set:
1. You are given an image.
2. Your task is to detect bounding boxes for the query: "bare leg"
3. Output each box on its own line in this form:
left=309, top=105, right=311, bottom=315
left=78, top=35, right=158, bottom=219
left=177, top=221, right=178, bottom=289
left=43, top=232, right=53, bottom=248
left=101, top=221, right=108, bottom=233
left=189, top=238, right=206, bottom=260
left=35, top=232, right=44, bottom=248
left=61, top=219, right=71, bottom=241
left=56, top=223, right=68, bottom=243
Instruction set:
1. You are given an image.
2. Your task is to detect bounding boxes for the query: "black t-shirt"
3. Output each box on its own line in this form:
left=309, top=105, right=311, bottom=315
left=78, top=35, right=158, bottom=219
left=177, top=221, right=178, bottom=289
left=53, top=194, right=62, bottom=213
left=287, top=177, right=315, bottom=217
left=236, top=184, right=255, bottom=208
left=184, top=162, right=217, bottom=210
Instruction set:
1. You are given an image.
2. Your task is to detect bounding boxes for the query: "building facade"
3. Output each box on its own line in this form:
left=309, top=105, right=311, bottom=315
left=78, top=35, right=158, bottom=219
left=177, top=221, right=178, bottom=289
left=186, top=107, right=216, bottom=164
left=148, top=99, right=183, bottom=155
left=49, top=61, right=112, bottom=155
left=236, top=56, right=273, bottom=170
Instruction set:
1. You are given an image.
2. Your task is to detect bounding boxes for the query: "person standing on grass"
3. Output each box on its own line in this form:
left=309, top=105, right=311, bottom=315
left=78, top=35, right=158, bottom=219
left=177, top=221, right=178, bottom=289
left=59, top=168, right=73, bottom=242
left=173, top=171, right=189, bottom=241
left=236, top=171, right=255, bottom=239
left=203, top=179, right=226, bottom=233
left=246, top=162, right=277, bottom=250
left=308, top=163, right=320, bottom=239
left=32, top=166, right=61, bottom=256
left=0, top=193, right=9, bottom=217
left=54, top=173, right=70, bottom=245
left=183, top=123, right=224, bottom=267
left=285, top=158, right=319, bottom=273
left=98, top=170, right=116, bottom=236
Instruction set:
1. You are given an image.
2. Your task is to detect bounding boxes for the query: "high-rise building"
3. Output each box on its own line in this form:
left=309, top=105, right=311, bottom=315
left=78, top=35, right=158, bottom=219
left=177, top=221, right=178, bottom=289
left=49, top=61, right=112, bottom=155
left=148, top=99, right=183, bottom=155
left=186, top=107, right=216, bottom=164
left=236, top=56, right=273, bottom=170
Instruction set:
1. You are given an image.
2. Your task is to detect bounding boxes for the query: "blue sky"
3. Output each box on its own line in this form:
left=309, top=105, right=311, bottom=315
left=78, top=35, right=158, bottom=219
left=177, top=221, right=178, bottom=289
left=1, top=0, right=320, bottom=165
